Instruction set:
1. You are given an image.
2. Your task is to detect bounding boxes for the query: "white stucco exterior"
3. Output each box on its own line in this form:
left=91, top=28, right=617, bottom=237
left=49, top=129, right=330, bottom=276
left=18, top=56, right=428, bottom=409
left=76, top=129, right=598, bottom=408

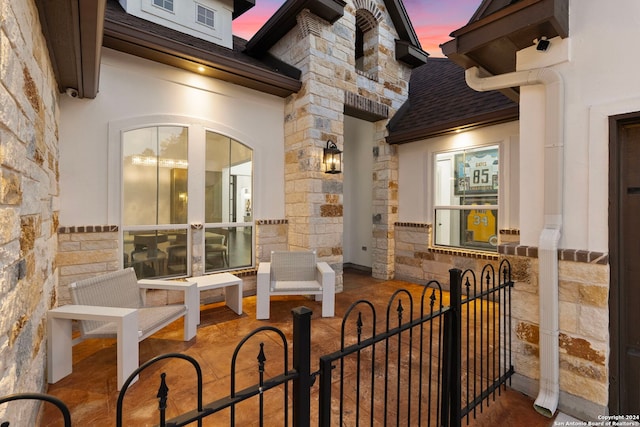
left=59, top=48, right=286, bottom=227
left=118, top=0, right=234, bottom=48
left=514, top=0, right=640, bottom=253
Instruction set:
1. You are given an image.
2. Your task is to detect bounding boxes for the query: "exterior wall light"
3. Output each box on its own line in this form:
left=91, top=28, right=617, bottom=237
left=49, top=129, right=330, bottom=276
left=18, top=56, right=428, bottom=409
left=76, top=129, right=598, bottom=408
left=535, top=36, right=550, bottom=51
left=323, top=140, right=342, bottom=174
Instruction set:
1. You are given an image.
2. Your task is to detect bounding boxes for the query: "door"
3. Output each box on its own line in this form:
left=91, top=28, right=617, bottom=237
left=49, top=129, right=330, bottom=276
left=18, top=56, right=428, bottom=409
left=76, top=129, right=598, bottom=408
left=610, top=115, right=640, bottom=415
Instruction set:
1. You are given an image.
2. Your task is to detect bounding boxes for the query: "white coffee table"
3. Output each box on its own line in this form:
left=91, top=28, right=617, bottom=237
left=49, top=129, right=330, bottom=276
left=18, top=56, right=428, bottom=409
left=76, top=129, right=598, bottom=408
left=195, top=273, right=243, bottom=323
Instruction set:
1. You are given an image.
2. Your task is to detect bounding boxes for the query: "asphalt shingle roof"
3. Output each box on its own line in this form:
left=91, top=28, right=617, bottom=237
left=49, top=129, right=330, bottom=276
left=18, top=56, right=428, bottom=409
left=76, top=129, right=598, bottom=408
left=387, top=58, right=518, bottom=144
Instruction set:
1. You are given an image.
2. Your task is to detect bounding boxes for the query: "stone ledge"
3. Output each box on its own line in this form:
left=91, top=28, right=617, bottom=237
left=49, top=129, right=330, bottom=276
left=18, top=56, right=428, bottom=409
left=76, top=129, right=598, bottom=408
left=394, top=222, right=431, bottom=228
left=499, top=243, right=608, bottom=265
left=58, top=225, right=118, bottom=233
left=499, top=228, right=520, bottom=235
left=256, top=219, right=288, bottom=225
left=429, top=246, right=500, bottom=260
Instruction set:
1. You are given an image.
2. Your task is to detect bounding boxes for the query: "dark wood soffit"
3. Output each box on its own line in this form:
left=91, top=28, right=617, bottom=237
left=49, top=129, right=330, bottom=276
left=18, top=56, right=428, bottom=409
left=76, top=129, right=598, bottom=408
left=384, top=0, right=420, bottom=47
left=442, top=0, right=568, bottom=76
left=395, top=40, right=429, bottom=68
left=35, top=0, right=105, bottom=99
left=103, top=21, right=302, bottom=98
left=386, top=106, right=519, bottom=145
left=233, top=0, right=256, bottom=19
left=245, top=0, right=346, bottom=55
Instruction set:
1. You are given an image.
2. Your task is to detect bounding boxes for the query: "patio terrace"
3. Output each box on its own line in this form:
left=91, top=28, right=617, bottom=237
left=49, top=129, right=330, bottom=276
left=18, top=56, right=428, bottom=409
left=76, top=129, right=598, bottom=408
left=38, top=269, right=557, bottom=426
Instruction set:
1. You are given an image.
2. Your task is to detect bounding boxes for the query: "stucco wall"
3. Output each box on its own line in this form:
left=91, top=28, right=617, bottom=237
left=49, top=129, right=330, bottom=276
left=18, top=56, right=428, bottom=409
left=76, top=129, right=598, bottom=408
left=0, top=0, right=59, bottom=423
left=59, top=48, right=286, bottom=227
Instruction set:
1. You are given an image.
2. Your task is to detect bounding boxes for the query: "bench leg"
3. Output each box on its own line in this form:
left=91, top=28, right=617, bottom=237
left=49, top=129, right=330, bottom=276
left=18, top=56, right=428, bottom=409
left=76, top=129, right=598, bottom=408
left=183, top=286, right=198, bottom=339
left=256, top=283, right=270, bottom=320
left=321, top=286, right=335, bottom=318
left=225, top=282, right=243, bottom=315
left=117, top=311, right=139, bottom=390
left=47, top=316, right=73, bottom=384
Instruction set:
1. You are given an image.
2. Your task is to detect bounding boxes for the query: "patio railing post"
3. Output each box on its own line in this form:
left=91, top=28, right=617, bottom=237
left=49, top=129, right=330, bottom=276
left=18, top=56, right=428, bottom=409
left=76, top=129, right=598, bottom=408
left=292, top=306, right=313, bottom=427
left=449, top=268, right=462, bottom=427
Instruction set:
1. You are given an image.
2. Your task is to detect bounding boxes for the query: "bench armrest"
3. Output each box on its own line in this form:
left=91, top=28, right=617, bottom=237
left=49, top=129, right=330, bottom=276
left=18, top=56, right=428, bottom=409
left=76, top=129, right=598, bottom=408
left=316, top=262, right=335, bottom=287
left=48, top=304, right=137, bottom=322
left=257, top=262, right=271, bottom=285
left=257, top=262, right=271, bottom=274
left=137, top=279, right=198, bottom=341
left=47, top=305, right=139, bottom=390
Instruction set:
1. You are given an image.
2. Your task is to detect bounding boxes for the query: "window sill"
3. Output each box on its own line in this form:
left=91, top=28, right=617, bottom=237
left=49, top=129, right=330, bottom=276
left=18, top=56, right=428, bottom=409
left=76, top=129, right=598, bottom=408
left=428, top=246, right=499, bottom=260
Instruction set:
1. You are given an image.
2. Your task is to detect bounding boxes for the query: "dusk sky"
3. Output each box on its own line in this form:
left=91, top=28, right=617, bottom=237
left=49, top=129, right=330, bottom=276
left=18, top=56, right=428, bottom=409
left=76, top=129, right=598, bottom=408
left=233, top=0, right=484, bottom=57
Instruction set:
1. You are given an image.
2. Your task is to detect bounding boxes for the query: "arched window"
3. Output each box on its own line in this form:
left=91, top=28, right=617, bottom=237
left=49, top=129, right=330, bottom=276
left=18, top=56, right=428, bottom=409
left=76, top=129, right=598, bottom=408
left=354, top=9, right=379, bottom=79
left=119, top=121, right=253, bottom=278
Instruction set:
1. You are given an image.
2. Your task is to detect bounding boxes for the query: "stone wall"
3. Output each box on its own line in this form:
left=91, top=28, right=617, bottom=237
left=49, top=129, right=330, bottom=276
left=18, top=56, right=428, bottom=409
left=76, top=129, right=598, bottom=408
left=506, top=250, right=609, bottom=420
left=0, top=0, right=60, bottom=422
left=255, top=219, right=288, bottom=262
left=394, top=222, right=500, bottom=286
left=56, top=226, right=120, bottom=305
left=271, top=0, right=412, bottom=284
left=394, top=222, right=610, bottom=420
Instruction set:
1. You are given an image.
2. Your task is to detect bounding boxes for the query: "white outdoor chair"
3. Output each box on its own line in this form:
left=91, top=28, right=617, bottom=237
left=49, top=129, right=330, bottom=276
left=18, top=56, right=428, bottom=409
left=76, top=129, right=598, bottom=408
left=256, top=250, right=335, bottom=319
left=47, top=267, right=198, bottom=389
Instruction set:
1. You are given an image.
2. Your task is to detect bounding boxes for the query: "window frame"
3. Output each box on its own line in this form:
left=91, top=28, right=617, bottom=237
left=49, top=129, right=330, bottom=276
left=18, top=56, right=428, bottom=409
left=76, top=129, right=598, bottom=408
left=431, top=142, right=506, bottom=253
left=195, top=4, right=215, bottom=29
left=108, top=115, right=255, bottom=278
left=152, top=0, right=174, bottom=12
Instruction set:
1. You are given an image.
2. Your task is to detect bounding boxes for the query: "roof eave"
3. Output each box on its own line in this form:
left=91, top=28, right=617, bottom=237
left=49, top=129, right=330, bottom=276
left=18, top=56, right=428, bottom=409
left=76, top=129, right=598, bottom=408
left=386, top=106, right=519, bottom=145
left=103, top=19, right=302, bottom=98
left=443, top=0, right=568, bottom=75
left=35, top=0, right=105, bottom=99
left=245, top=0, right=346, bottom=55
left=232, top=0, right=256, bottom=19
left=395, top=40, right=429, bottom=68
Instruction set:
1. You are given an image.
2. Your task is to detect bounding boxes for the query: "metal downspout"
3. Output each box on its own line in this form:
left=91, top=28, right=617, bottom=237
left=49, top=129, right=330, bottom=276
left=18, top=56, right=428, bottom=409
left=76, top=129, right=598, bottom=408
left=465, top=66, right=564, bottom=417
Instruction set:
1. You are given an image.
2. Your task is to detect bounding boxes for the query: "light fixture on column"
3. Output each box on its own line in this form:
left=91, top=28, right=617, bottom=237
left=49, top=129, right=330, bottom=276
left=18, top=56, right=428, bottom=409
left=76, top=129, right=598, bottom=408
left=323, top=140, right=342, bottom=174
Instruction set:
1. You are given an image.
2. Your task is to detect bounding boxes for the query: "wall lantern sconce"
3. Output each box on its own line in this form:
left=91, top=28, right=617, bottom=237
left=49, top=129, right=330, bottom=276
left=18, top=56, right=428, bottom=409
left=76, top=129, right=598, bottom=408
left=323, top=140, right=342, bottom=174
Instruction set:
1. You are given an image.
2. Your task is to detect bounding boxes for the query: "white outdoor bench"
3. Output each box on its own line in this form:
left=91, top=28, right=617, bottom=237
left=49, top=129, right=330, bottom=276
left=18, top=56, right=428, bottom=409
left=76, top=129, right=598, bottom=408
left=256, top=250, right=335, bottom=319
left=47, top=267, right=198, bottom=390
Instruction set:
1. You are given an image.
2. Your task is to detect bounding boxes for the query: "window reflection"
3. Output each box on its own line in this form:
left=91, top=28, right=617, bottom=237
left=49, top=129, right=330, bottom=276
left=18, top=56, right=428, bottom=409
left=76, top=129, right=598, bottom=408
left=124, top=229, right=188, bottom=278
left=121, top=126, right=254, bottom=278
left=204, top=227, right=252, bottom=272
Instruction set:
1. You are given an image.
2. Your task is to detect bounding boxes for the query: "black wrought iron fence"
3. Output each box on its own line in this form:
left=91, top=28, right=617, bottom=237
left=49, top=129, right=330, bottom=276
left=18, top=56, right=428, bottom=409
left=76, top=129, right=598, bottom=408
left=0, top=263, right=513, bottom=426
left=449, top=261, right=515, bottom=427
left=318, top=282, right=449, bottom=427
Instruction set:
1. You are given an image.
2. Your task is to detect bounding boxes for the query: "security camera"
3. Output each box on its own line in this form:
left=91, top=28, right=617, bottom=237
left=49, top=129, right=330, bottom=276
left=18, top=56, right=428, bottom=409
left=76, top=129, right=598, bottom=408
left=65, top=88, right=79, bottom=98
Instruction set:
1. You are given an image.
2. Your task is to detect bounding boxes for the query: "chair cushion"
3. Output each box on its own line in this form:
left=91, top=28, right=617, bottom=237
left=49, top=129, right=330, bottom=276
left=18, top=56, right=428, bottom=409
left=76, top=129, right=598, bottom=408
left=272, top=280, right=322, bottom=292
left=81, top=304, right=187, bottom=340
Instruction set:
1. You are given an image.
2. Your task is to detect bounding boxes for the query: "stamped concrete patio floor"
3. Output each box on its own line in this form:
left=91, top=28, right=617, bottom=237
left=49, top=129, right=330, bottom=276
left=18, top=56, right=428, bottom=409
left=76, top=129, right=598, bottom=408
left=40, top=269, right=557, bottom=426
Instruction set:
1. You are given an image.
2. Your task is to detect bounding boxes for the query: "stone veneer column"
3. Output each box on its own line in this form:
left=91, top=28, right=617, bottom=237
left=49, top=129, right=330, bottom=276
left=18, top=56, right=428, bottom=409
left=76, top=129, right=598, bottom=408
left=269, top=2, right=411, bottom=286
left=0, top=0, right=60, bottom=421
left=372, top=122, right=398, bottom=279
left=279, top=10, right=347, bottom=291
